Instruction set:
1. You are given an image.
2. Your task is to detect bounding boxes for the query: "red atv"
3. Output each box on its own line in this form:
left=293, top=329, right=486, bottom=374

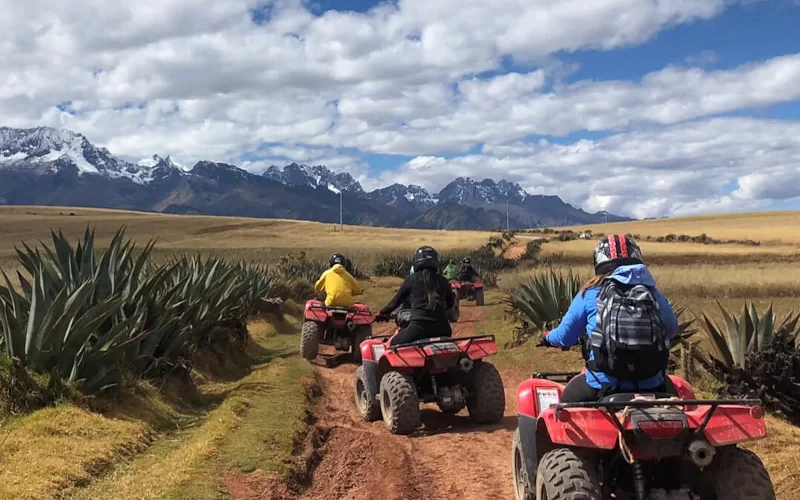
left=354, top=311, right=505, bottom=434
left=451, top=280, right=485, bottom=306
left=512, top=366, right=775, bottom=499
left=301, top=299, right=373, bottom=362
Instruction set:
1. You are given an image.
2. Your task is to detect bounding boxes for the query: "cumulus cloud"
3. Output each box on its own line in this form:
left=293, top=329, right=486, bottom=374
left=383, top=118, right=800, bottom=218
left=1, top=0, right=799, bottom=217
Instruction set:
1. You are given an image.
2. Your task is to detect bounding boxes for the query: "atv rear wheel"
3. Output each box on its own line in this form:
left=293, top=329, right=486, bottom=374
left=535, top=448, right=602, bottom=499
left=475, top=288, right=485, bottom=306
left=355, top=365, right=381, bottom=422
left=300, top=321, right=320, bottom=360
left=466, top=361, right=505, bottom=424
left=512, top=428, right=535, bottom=500
left=351, top=325, right=372, bottom=363
left=379, top=371, right=420, bottom=435
left=703, top=447, right=776, bottom=499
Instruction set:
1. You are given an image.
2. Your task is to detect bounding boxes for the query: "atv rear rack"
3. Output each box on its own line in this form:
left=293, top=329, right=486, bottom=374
left=388, top=334, right=496, bottom=352
left=554, top=398, right=763, bottom=436
left=533, top=371, right=582, bottom=381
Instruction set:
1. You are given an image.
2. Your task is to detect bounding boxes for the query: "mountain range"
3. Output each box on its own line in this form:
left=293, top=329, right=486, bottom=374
left=0, top=126, right=629, bottom=229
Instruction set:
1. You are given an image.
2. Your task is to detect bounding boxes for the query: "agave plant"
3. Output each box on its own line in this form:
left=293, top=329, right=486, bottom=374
left=700, top=301, right=800, bottom=371
left=505, top=269, right=582, bottom=343
left=698, top=302, right=800, bottom=422
left=0, top=225, right=282, bottom=397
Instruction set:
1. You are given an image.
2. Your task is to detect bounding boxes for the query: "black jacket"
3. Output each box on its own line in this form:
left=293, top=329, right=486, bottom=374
left=457, top=264, right=476, bottom=281
left=380, top=271, right=455, bottom=322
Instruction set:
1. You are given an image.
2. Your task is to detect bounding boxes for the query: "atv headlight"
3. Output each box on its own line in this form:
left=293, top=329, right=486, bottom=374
left=371, top=344, right=385, bottom=359
left=535, top=388, right=560, bottom=412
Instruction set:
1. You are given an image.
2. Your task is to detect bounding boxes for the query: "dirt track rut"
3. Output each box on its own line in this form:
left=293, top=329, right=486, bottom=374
left=294, top=304, right=521, bottom=500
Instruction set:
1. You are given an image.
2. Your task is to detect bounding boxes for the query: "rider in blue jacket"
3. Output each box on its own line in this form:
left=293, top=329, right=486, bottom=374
left=543, top=234, right=679, bottom=403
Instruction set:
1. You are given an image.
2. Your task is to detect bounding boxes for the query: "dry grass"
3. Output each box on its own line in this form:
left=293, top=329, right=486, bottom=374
left=568, top=210, right=800, bottom=246
left=0, top=206, right=494, bottom=258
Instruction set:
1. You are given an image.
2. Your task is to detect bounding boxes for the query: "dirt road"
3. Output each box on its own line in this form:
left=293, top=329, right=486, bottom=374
left=287, top=304, right=521, bottom=500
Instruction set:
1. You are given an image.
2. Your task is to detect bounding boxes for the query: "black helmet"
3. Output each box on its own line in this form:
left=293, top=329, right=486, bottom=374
left=462, top=257, right=471, bottom=264
left=329, top=253, right=347, bottom=267
left=412, top=246, right=439, bottom=271
left=593, top=234, right=643, bottom=275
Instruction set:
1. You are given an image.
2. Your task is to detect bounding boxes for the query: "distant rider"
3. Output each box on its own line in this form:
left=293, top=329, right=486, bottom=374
left=376, top=246, right=456, bottom=346
left=457, top=257, right=476, bottom=282
left=540, top=235, right=679, bottom=403
left=314, top=253, right=362, bottom=308
left=443, top=259, right=458, bottom=280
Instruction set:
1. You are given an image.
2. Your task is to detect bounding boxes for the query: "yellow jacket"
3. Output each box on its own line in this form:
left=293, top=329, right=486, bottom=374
left=314, top=264, right=362, bottom=307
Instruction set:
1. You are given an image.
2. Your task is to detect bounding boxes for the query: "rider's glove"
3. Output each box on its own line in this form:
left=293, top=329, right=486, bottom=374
left=537, top=335, right=553, bottom=347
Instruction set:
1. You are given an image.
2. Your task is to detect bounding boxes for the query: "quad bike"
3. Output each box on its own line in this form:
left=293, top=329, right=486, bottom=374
left=300, top=299, right=373, bottom=362
left=512, top=351, right=775, bottom=499
left=451, top=279, right=485, bottom=306
left=354, top=311, right=505, bottom=435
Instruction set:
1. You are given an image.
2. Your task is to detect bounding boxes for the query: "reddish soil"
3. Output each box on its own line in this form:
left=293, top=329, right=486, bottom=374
left=231, top=304, right=527, bottom=500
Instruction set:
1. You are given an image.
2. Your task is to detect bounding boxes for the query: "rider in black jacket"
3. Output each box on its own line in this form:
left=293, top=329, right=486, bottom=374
left=377, top=246, right=455, bottom=346
left=457, top=257, right=476, bottom=282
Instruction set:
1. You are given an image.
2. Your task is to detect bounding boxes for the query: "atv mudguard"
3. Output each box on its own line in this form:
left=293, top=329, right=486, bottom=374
left=361, top=360, right=380, bottom=399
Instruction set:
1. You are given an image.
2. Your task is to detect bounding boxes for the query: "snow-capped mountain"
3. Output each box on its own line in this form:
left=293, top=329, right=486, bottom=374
left=0, top=125, right=629, bottom=229
left=263, top=163, right=364, bottom=194
left=437, top=177, right=527, bottom=205
left=366, top=183, right=438, bottom=208
left=0, top=127, right=182, bottom=185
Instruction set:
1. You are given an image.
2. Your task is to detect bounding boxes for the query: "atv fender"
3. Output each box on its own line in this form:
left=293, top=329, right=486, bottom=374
left=359, top=338, right=385, bottom=362
left=517, top=378, right=564, bottom=418
left=668, top=374, right=697, bottom=399
left=517, top=415, right=541, bottom=481
left=361, top=360, right=380, bottom=400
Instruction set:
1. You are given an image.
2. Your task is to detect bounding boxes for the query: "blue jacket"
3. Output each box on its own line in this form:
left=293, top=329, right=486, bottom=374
left=545, top=264, right=678, bottom=390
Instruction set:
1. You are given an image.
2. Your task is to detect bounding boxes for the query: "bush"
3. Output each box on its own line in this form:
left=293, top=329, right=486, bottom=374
left=518, top=240, right=542, bottom=261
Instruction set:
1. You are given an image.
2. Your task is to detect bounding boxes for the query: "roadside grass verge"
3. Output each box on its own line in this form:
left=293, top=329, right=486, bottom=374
left=0, top=313, right=315, bottom=500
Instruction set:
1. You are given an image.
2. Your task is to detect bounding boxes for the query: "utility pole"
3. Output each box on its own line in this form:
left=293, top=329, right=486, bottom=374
left=506, top=197, right=510, bottom=231
left=604, top=210, right=608, bottom=224
left=339, top=190, right=343, bottom=232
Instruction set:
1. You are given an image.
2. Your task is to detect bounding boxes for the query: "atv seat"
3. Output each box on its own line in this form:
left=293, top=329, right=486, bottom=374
left=599, top=392, right=675, bottom=403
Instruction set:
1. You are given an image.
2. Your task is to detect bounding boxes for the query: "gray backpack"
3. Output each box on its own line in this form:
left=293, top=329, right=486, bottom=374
left=587, top=278, right=668, bottom=381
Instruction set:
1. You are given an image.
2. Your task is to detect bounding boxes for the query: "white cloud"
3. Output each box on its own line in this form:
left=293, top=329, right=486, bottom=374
left=2, top=0, right=800, bottom=217
left=385, top=118, right=800, bottom=218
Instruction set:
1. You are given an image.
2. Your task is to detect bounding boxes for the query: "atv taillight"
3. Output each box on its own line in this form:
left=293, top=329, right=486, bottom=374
left=637, top=420, right=685, bottom=439
left=750, top=405, right=764, bottom=419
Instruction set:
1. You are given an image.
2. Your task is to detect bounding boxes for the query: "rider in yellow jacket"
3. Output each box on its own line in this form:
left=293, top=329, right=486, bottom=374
left=315, top=253, right=362, bottom=307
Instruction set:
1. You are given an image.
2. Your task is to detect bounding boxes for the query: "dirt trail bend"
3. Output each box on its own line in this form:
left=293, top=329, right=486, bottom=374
left=290, top=304, right=519, bottom=500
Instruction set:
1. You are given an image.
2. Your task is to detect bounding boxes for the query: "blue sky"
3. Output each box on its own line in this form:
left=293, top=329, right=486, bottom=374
left=3, top=0, right=800, bottom=218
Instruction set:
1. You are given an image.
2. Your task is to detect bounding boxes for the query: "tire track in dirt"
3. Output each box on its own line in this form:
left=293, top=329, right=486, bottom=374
left=288, top=304, right=520, bottom=500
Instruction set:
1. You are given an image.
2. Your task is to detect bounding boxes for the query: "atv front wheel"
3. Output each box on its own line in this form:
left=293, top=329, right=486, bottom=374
left=703, top=447, right=776, bottom=499
left=351, top=325, right=372, bottom=363
left=512, top=428, right=535, bottom=500
left=300, top=321, right=320, bottom=360
left=379, top=371, right=420, bottom=435
left=466, top=361, right=505, bottom=424
left=355, top=366, right=381, bottom=422
left=535, top=448, right=602, bottom=499
left=475, top=288, right=485, bottom=306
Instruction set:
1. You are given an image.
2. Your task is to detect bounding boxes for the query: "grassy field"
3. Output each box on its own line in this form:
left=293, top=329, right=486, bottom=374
left=569, top=210, right=800, bottom=246
left=0, top=206, right=799, bottom=498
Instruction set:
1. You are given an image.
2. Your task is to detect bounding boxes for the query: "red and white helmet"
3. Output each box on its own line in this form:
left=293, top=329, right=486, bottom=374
left=593, top=234, right=643, bottom=274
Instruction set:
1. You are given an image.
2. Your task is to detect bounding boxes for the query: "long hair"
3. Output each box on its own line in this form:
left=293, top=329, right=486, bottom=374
left=580, top=273, right=610, bottom=296
left=419, top=267, right=440, bottom=310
